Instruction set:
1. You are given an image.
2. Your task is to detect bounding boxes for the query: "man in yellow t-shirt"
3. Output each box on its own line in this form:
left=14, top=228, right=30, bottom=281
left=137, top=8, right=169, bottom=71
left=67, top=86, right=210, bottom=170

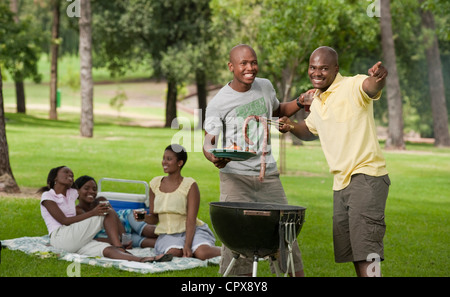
left=281, top=46, right=390, bottom=277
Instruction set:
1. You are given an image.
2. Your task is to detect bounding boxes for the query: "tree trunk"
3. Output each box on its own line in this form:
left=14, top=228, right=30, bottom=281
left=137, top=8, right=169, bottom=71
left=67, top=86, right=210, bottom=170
left=10, top=0, right=26, bottom=114
left=420, top=7, right=450, bottom=147
left=49, top=0, right=60, bottom=120
left=0, top=65, right=20, bottom=193
left=196, top=69, right=207, bottom=129
left=15, top=81, right=26, bottom=114
left=281, top=59, right=298, bottom=103
left=165, top=78, right=178, bottom=128
left=380, top=0, right=405, bottom=150
left=79, top=0, right=94, bottom=138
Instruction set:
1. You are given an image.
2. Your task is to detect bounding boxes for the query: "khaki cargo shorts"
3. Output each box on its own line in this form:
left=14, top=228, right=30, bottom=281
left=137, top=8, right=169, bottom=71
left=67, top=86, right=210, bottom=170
left=333, top=174, right=390, bottom=263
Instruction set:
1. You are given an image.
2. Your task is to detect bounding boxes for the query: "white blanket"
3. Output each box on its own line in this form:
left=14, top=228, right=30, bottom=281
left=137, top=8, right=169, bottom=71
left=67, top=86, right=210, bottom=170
left=1, top=235, right=220, bottom=274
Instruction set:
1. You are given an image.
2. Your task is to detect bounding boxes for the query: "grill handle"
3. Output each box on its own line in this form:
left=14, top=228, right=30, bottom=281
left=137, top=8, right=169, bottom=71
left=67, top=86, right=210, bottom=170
left=243, top=210, right=271, bottom=216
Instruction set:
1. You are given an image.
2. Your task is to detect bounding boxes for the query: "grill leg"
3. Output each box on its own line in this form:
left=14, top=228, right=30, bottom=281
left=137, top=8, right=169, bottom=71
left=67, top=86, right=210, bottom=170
left=223, top=253, right=239, bottom=277
left=252, top=254, right=258, bottom=277
left=270, top=255, right=281, bottom=277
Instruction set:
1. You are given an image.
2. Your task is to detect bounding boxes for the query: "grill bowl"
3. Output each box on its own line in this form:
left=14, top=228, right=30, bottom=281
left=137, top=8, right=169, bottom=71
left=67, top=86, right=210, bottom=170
left=209, top=202, right=306, bottom=258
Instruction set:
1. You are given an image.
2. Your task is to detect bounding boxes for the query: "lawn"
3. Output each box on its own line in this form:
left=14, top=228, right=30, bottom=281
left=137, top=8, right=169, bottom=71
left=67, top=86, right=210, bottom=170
left=1, top=107, right=449, bottom=277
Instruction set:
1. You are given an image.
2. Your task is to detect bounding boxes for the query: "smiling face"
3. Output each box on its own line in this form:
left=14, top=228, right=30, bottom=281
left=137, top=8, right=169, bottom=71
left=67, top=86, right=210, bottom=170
left=308, top=47, right=339, bottom=92
left=162, top=149, right=183, bottom=174
left=228, top=45, right=258, bottom=92
left=77, top=179, right=98, bottom=205
left=54, top=167, right=74, bottom=188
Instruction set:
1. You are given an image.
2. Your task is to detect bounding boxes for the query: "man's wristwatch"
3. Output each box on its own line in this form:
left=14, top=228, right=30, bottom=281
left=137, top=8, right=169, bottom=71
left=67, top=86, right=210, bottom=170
left=296, top=96, right=304, bottom=109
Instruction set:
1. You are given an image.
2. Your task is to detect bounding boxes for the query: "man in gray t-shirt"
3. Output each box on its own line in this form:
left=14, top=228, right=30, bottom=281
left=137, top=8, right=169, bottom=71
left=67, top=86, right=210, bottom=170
left=202, top=44, right=306, bottom=276
left=204, top=77, right=279, bottom=175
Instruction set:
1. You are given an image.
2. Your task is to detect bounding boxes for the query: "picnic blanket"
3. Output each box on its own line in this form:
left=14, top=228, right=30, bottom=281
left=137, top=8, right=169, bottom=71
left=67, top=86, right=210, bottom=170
left=1, top=235, right=220, bottom=274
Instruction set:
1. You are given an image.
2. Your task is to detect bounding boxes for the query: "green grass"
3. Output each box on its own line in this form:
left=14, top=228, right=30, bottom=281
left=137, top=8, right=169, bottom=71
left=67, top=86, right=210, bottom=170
left=1, top=106, right=449, bottom=277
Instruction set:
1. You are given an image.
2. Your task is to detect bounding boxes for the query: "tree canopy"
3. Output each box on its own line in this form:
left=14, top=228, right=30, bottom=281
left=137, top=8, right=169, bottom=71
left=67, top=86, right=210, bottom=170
left=1, top=0, right=449, bottom=138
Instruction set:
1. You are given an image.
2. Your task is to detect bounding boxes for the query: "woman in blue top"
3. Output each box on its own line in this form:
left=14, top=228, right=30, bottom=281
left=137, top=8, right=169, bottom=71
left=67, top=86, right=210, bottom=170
left=75, top=175, right=158, bottom=248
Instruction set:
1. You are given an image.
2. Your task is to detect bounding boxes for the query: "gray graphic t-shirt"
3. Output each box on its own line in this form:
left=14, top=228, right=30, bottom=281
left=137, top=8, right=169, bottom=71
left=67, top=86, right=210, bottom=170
left=204, top=78, right=280, bottom=175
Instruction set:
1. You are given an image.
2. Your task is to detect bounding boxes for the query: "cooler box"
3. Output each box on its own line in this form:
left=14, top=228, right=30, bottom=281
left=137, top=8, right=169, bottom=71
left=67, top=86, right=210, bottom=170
left=97, top=178, right=149, bottom=211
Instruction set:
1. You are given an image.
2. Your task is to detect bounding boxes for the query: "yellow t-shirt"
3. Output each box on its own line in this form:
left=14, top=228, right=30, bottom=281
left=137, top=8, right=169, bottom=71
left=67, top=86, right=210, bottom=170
left=305, top=73, right=388, bottom=191
left=150, top=176, right=204, bottom=234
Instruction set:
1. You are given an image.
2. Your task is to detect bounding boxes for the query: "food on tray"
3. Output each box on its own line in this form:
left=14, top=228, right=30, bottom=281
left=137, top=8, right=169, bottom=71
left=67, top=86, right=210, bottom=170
left=245, top=147, right=256, bottom=153
left=225, top=142, right=242, bottom=151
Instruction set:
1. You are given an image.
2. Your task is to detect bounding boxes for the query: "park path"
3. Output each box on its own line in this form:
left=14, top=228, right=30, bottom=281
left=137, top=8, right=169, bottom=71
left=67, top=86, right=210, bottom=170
left=91, top=81, right=220, bottom=127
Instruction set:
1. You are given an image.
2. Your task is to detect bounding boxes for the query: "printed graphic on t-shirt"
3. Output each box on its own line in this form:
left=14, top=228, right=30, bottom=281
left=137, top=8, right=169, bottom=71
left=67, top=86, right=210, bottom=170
left=235, top=97, right=267, bottom=119
left=229, top=96, right=269, bottom=149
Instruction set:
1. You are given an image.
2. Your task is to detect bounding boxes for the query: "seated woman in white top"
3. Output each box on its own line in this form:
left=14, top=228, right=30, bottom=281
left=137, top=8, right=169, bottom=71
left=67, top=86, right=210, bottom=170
left=39, top=165, right=171, bottom=263
left=145, top=144, right=221, bottom=260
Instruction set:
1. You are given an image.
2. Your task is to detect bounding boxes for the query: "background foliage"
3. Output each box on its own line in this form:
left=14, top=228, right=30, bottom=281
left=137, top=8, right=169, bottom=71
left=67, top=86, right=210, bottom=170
left=2, top=0, right=448, bottom=136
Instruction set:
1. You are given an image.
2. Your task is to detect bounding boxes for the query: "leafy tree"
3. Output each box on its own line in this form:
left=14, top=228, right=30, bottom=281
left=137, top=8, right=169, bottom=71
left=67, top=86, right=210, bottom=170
left=381, top=0, right=405, bottom=150
left=381, top=0, right=450, bottom=142
left=151, top=0, right=214, bottom=127
left=0, top=1, right=43, bottom=114
left=93, top=0, right=215, bottom=128
left=0, top=4, right=20, bottom=193
left=419, top=1, right=450, bottom=147
left=259, top=0, right=345, bottom=101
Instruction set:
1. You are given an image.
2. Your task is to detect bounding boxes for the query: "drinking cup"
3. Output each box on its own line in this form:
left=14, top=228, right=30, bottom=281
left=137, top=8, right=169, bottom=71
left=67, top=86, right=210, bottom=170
left=134, top=208, right=146, bottom=221
left=121, top=233, right=132, bottom=247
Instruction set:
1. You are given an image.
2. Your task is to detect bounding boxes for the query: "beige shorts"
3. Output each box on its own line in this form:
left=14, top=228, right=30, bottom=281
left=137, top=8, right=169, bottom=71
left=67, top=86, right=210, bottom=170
left=218, top=172, right=304, bottom=275
left=50, top=216, right=111, bottom=257
left=333, top=174, right=390, bottom=263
